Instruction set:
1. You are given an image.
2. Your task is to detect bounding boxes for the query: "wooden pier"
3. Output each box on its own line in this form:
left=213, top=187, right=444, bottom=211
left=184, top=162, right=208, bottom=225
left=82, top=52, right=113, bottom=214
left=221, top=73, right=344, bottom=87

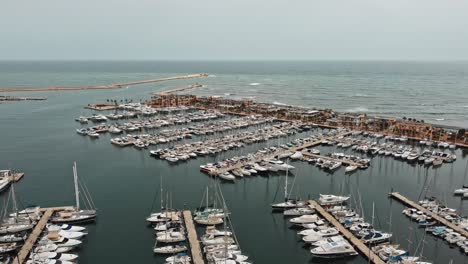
left=13, top=206, right=74, bottom=264
left=0, top=74, right=207, bottom=93
left=309, top=200, right=385, bottom=264
left=183, top=210, right=205, bottom=264
left=8, top=172, right=25, bottom=182
left=389, top=192, right=468, bottom=238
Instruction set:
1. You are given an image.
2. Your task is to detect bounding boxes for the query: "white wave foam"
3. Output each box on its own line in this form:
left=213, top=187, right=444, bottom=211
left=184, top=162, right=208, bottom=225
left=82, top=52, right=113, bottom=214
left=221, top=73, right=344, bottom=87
left=352, top=93, right=369, bottom=97
left=346, top=107, right=369, bottom=113
left=435, top=118, right=445, bottom=121
left=249, top=83, right=260, bottom=86
left=208, top=75, right=216, bottom=78
left=273, top=101, right=287, bottom=106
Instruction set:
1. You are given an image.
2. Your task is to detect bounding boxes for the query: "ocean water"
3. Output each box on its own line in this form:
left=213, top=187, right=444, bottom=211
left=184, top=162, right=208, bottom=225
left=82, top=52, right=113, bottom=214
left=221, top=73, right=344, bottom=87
left=0, top=61, right=467, bottom=264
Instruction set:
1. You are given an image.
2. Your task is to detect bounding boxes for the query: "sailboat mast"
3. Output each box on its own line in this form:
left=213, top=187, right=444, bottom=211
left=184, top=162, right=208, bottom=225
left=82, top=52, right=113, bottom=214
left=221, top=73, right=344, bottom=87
left=284, top=160, right=289, bottom=201
left=11, top=184, right=18, bottom=213
left=73, top=162, right=80, bottom=210
left=160, top=174, right=163, bottom=210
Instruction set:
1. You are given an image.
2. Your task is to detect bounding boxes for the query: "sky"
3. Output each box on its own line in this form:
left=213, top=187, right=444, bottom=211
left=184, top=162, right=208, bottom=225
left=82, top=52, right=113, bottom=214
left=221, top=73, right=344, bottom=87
left=1, top=0, right=468, bottom=61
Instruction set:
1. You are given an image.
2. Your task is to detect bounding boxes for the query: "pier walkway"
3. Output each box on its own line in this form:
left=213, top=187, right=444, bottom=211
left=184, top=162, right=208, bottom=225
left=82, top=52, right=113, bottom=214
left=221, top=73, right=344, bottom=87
left=13, top=209, right=53, bottom=264
left=13, top=206, right=74, bottom=264
left=389, top=192, right=468, bottom=238
left=309, top=201, right=385, bottom=264
left=183, top=210, right=204, bottom=264
left=0, top=74, right=207, bottom=93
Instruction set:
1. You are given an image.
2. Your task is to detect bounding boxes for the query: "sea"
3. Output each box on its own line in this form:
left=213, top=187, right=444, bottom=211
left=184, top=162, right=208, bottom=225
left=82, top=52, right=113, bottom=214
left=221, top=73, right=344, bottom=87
left=0, top=61, right=467, bottom=264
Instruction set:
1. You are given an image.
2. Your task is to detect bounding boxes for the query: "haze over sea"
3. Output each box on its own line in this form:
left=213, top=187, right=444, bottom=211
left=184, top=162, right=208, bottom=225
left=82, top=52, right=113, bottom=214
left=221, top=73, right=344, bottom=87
left=0, top=60, right=467, bottom=264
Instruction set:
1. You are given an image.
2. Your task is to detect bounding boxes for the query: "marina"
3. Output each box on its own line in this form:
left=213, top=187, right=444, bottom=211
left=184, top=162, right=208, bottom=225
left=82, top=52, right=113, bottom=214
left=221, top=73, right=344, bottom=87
left=1, top=61, right=468, bottom=264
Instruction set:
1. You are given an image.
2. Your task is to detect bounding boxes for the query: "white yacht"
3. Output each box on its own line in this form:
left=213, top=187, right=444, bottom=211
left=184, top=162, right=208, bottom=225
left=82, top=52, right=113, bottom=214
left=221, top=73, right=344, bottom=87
left=283, top=207, right=315, bottom=216
left=318, top=194, right=350, bottom=205
left=218, top=172, right=235, bottom=181
left=153, top=245, right=187, bottom=254
left=310, top=240, right=358, bottom=258
left=290, top=214, right=319, bottom=224
left=0, top=170, right=11, bottom=193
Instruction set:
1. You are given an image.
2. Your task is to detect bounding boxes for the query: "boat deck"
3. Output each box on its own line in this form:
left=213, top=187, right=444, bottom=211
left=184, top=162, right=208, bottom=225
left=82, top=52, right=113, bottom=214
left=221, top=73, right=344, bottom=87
left=309, top=200, right=385, bottom=264
left=389, top=192, right=468, bottom=237
left=183, top=210, right=205, bottom=264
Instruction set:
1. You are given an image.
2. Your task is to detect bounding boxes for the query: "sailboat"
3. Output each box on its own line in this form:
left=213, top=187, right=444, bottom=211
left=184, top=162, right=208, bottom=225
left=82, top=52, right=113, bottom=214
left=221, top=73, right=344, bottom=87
left=51, top=163, right=97, bottom=224
left=0, top=184, right=35, bottom=235
left=271, top=160, right=302, bottom=210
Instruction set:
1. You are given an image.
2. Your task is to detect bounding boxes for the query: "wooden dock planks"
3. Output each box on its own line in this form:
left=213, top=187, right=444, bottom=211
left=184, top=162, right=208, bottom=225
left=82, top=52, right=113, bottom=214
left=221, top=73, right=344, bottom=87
left=13, top=209, right=54, bottom=264
left=183, top=210, right=205, bottom=264
left=389, top=192, right=468, bottom=238
left=309, top=201, right=385, bottom=264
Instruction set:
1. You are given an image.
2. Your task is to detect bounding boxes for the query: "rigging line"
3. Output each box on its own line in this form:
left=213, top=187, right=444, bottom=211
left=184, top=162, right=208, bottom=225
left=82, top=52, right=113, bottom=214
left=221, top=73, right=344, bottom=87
left=78, top=179, right=96, bottom=210
left=81, top=179, right=96, bottom=209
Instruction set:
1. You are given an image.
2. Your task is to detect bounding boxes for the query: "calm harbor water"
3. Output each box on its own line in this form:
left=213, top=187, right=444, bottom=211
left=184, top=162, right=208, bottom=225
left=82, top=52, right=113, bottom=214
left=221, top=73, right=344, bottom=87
left=0, top=61, right=467, bottom=264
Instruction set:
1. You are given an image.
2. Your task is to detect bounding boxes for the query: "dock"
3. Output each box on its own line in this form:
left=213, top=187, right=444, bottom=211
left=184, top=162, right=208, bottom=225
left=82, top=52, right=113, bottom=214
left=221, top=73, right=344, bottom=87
left=183, top=210, right=204, bottom=264
left=8, top=172, right=25, bottom=182
left=0, top=74, right=207, bottom=93
left=212, top=131, right=353, bottom=175
left=309, top=200, right=385, bottom=264
left=389, top=192, right=468, bottom=238
left=301, top=152, right=361, bottom=166
left=13, top=206, right=74, bottom=264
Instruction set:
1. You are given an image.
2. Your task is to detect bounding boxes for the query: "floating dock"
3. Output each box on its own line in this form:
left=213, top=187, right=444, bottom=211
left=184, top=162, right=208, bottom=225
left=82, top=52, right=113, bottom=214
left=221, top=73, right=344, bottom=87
left=183, top=210, right=205, bottom=264
left=0, top=74, right=207, bottom=92
left=309, top=200, right=385, bottom=264
left=389, top=192, right=468, bottom=238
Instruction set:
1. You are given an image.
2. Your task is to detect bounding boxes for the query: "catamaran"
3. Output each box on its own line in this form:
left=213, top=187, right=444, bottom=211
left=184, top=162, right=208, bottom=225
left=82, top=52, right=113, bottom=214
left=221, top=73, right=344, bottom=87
left=51, top=163, right=97, bottom=224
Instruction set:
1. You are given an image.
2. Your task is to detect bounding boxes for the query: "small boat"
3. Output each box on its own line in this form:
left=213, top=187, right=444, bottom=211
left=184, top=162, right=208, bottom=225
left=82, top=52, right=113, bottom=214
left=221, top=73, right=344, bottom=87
left=283, top=207, right=315, bottom=216
left=310, top=240, right=358, bottom=258
left=194, top=216, right=223, bottom=225
left=361, top=231, right=392, bottom=244
left=218, top=172, right=235, bottom=182
left=318, top=194, right=350, bottom=205
left=156, top=232, right=186, bottom=243
left=0, top=242, right=19, bottom=254
left=0, top=234, right=26, bottom=243
left=31, top=252, right=78, bottom=261
left=0, top=223, right=34, bottom=234
left=47, top=224, right=86, bottom=233
left=290, top=214, right=319, bottom=224
left=345, top=165, right=358, bottom=173
left=33, top=244, right=73, bottom=254
left=153, top=245, right=187, bottom=254
left=165, top=254, right=191, bottom=264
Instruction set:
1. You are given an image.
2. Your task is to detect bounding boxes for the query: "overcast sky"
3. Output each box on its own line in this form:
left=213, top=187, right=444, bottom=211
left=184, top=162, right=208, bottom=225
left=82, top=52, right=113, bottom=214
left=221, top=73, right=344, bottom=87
left=1, top=0, right=468, bottom=60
